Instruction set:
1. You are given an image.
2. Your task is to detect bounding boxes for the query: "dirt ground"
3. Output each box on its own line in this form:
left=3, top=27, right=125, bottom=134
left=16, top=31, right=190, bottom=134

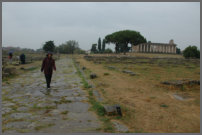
left=75, top=53, right=200, bottom=133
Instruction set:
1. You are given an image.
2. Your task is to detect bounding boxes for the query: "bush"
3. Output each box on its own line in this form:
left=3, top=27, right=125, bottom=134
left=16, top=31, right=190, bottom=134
left=183, top=46, right=200, bottom=59
left=104, top=48, right=113, bottom=53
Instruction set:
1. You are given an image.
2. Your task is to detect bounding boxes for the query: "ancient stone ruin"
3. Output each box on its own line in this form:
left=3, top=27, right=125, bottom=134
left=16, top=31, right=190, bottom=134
left=132, top=39, right=177, bottom=54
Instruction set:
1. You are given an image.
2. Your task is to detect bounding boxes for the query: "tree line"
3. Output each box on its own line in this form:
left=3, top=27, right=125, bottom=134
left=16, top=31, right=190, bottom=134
left=42, top=40, right=86, bottom=54
left=91, top=30, right=147, bottom=54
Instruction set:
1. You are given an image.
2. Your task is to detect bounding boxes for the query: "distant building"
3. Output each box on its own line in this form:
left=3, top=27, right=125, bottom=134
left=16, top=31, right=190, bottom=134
left=132, top=39, right=177, bottom=54
left=86, top=50, right=91, bottom=54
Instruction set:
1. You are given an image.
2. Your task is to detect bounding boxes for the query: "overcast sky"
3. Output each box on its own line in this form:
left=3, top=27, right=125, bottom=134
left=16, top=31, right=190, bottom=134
left=2, top=2, right=200, bottom=51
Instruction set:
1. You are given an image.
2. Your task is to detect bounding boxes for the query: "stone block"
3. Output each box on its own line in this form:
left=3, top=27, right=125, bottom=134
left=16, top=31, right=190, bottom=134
left=90, top=73, right=97, bottom=79
left=104, top=104, right=122, bottom=116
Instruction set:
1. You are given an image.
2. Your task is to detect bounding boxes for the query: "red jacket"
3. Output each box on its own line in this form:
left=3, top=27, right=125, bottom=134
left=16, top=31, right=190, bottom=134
left=41, top=57, right=56, bottom=74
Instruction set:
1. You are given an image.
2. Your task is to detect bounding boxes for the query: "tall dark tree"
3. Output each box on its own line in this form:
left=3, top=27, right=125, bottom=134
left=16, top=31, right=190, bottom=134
left=91, top=44, right=98, bottom=54
left=105, top=30, right=147, bottom=54
left=98, top=37, right=102, bottom=53
left=43, top=41, right=55, bottom=52
left=102, top=39, right=106, bottom=53
left=115, top=43, right=120, bottom=53
left=176, top=47, right=181, bottom=54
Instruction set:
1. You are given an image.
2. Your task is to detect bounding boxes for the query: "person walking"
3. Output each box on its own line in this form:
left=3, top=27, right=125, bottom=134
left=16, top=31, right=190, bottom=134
left=20, top=53, right=26, bottom=64
left=41, top=52, right=56, bottom=89
left=8, top=51, right=13, bottom=64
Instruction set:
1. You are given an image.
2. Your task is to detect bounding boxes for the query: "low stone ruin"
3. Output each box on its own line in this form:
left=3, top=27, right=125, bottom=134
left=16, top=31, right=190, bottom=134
left=103, top=104, right=122, bottom=116
left=2, top=67, right=17, bottom=78
left=107, top=66, right=117, bottom=70
left=83, top=55, right=200, bottom=67
left=90, top=73, right=97, bottom=79
left=82, top=66, right=86, bottom=70
left=122, top=70, right=136, bottom=76
left=161, top=79, right=200, bottom=87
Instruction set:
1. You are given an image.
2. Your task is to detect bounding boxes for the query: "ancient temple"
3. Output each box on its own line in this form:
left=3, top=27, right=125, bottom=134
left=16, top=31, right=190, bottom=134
left=132, top=40, right=177, bottom=54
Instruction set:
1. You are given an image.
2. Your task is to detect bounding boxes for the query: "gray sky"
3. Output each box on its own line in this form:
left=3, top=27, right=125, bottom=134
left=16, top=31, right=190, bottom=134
left=2, top=2, right=200, bottom=51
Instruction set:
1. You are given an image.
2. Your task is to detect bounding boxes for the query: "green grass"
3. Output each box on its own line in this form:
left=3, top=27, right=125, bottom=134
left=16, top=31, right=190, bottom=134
left=73, top=59, right=92, bottom=89
left=61, top=110, right=68, bottom=115
left=34, top=123, right=55, bottom=131
left=25, top=66, right=38, bottom=71
left=56, top=96, right=72, bottom=104
left=104, top=72, right=110, bottom=76
left=31, top=103, right=56, bottom=111
left=100, top=117, right=115, bottom=132
left=3, top=118, right=25, bottom=125
left=101, top=88, right=106, bottom=94
left=150, top=96, right=156, bottom=99
left=16, top=128, right=30, bottom=133
left=115, top=116, right=122, bottom=120
left=2, top=74, right=17, bottom=82
left=160, top=104, right=169, bottom=108
left=89, top=95, right=105, bottom=116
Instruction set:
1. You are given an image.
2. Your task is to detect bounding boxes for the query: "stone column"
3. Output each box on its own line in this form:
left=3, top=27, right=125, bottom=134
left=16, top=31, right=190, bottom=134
left=142, top=44, right=144, bottom=52
left=171, top=46, right=174, bottom=53
left=156, top=45, right=158, bottom=53
left=161, top=45, right=163, bottom=53
left=140, top=44, right=142, bottom=52
left=174, top=46, right=176, bottom=54
left=170, top=46, right=172, bottom=53
left=159, top=45, right=161, bottom=53
left=144, top=44, right=146, bottom=52
left=148, top=44, right=150, bottom=52
left=148, top=44, right=150, bottom=53
left=141, top=44, right=143, bottom=52
left=168, top=46, right=170, bottom=53
left=150, top=45, right=152, bottom=52
left=153, top=45, right=155, bottom=53
left=167, top=46, right=169, bottom=53
left=164, top=45, right=166, bottom=53
left=166, top=46, right=168, bottom=53
left=146, top=44, right=148, bottom=52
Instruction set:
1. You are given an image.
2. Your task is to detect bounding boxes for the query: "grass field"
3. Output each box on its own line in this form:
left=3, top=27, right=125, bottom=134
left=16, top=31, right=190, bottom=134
left=74, top=53, right=200, bottom=133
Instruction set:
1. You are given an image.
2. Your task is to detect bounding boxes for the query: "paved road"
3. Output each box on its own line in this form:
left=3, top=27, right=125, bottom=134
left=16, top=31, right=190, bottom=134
left=2, top=57, right=101, bottom=133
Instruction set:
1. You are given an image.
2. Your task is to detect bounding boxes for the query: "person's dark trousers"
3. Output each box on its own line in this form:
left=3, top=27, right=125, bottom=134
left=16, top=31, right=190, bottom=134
left=21, top=60, right=25, bottom=64
left=45, top=74, right=52, bottom=88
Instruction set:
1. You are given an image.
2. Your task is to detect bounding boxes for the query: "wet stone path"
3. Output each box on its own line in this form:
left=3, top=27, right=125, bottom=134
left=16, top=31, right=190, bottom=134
left=2, top=57, right=101, bottom=133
